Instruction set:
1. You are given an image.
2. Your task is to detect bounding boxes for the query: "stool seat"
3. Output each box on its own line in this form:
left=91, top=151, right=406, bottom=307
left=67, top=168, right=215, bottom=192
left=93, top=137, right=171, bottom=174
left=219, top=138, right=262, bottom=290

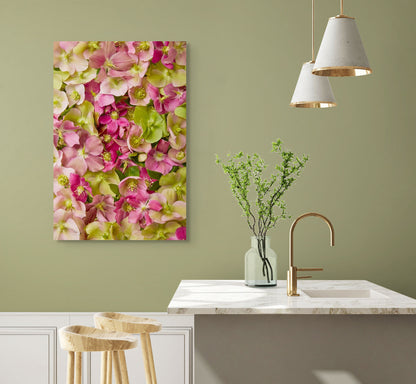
left=95, top=312, right=162, bottom=334
left=59, top=325, right=138, bottom=352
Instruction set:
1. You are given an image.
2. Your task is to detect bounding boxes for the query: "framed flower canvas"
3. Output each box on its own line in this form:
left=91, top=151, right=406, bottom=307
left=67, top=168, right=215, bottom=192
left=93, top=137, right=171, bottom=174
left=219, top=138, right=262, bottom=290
left=53, top=41, right=187, bottom=240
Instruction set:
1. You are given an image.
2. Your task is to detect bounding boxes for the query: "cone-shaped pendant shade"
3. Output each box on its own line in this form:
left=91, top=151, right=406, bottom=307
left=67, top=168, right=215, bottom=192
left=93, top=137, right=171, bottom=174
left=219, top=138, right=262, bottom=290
left=313, top=16, right=372, bottom=77
left=290, top=62, right=336, bottom=108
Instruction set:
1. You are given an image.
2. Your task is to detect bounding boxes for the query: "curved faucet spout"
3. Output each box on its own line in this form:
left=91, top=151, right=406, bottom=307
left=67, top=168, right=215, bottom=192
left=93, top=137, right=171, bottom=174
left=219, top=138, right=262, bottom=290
left=287, top=212, right=335, bottom=296
left=289, top=212, right=334, bottom=268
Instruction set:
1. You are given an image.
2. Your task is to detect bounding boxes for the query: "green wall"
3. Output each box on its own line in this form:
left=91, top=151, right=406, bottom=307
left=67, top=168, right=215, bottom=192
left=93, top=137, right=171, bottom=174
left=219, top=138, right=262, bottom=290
left=1, top=0, right=415, bottom=311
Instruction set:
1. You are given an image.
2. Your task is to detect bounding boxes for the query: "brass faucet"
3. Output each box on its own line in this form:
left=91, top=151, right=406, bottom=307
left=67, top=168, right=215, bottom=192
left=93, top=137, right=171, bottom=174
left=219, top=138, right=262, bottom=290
left=287, top=212, right=335, bottom=296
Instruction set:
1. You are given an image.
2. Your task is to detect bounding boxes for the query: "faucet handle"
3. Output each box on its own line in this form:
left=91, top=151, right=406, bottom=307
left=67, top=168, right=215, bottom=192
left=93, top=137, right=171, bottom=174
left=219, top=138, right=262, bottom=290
left=297, top=267, right=323, bottom=272
left=297, top=275, right=312, bottom=279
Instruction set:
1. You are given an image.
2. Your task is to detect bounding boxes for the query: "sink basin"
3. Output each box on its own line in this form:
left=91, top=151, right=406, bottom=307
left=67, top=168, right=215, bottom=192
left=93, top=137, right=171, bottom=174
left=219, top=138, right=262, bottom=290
left=302, top=289, right=389, bottom=299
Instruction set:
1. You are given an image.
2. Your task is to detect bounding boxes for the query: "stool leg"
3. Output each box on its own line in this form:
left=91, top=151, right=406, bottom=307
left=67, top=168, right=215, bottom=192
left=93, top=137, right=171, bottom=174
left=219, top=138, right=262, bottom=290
left=67, top=351, right=75, bottom=384
left=113, top=351, right=122, bottom=384
left=75, top=352, right=82, bottom=384
left=119, top=351, right=129, bottom=384
left=106, top=351, right=113, bottom=384
left=140, top=333, right=152, bottom=384
left=144, top=334, right=157, bottom=384
left=101, top=351, right=108, bottom=384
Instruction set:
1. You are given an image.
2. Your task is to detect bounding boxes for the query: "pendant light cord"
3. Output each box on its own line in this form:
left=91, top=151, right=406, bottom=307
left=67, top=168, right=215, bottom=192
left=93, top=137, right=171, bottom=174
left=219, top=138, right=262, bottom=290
left=340, top=0, right=344, bottom=15
left=312, top=0, right=315, bottom=62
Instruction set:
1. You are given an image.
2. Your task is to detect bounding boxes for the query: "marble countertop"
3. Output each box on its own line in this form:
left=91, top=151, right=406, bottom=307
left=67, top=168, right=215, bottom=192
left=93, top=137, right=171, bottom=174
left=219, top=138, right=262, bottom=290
left=167, top=280, right=416, bottom=315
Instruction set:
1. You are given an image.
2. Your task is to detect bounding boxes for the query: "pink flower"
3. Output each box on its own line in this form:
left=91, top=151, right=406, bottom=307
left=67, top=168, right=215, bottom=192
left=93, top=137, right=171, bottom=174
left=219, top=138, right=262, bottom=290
left=53, top=119, right=79, bottom=149
left=148, top=84, right=167, bottom=114
left=167, top=113, right=186, bottom=150
left=54, top=189, right=86, bottom=218
left=84, top=80, right=115, bottom=114
left=128, top=79, right=152, bottom=106
left=70, top=173, right=92, bottom=202
left=163, top=84, right=186, bottom=112
left=53, top=209, right=84, bottom=240
left=53, top=165, right=75, bottom=194
left=173, top=41, right=186, bottom=66
left=53, top=41, right=88, bottom=75
left=100, top=76, right=129, bottom=97
left=168, top=226, right=187, bottom=240
left=85, top=195, right=116, bottom=223
left=119, top=176, right=149, bottom=200
left=168, top=148, right=186, bottom=164
left=145, top=140, right=176, bottom=175
left=89, top=41, right=135, bottom=71
left=148, top=189, right=186, bottom=223
left=128, top=199, right=162, bottom=227
left=98, top=101, right=130, bottom=137
left=62, top=131, right=104, bottom=175
left=126, top=41, right=154, bottom=62
left=152, top=42, right=176, bottom=69
left=127, top=125, right=152, bottom=153
left=114, top=196, right=141, bottom=224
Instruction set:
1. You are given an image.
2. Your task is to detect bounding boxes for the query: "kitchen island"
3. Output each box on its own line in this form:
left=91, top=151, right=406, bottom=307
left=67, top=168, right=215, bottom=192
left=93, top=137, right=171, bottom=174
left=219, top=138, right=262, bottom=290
left=168, top=280, right=416, bottom=384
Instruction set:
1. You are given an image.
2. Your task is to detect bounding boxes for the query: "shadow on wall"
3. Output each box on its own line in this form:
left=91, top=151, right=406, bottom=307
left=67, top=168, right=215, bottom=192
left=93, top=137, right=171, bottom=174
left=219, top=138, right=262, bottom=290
left=314, top=370, right=363, bottom=384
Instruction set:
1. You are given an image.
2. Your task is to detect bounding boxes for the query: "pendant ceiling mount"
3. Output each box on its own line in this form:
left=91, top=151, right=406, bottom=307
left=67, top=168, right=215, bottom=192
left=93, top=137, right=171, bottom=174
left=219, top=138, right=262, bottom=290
left=312, top=0, right=372, bottom=77
left=290, top=0, right=336, bottom=108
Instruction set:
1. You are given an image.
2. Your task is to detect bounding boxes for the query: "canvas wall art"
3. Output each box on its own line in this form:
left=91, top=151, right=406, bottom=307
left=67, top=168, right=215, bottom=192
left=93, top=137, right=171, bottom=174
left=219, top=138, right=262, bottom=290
left=53, top=41, right=187, bottom=240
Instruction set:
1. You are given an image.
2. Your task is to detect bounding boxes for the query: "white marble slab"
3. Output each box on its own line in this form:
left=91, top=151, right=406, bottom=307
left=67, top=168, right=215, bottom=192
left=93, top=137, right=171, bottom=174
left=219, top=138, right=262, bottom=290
left=167, top=280, right=416, bottom=315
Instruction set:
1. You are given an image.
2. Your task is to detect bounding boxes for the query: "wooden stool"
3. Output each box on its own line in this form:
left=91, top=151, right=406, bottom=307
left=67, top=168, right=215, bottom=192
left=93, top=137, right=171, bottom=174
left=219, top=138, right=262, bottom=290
left=59, top=325, right=138, bottom=384
left=94, top=312, right=162, bottom=384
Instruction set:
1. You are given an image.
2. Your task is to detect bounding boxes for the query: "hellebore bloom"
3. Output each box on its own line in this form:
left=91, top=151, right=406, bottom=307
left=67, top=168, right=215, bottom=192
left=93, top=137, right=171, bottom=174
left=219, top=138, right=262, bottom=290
left=85, top=221, right=120, bottom=240
left=64, top=100, right=97, bottom=135
left=168, top=148, right=186, bottom=164
left=126, top=41, right=154, bottom=62
left=168, top=226, right=187, bottom=240
left=114, top=196, right=141, bottom=224
left=152, top=42, right=177, bottom=69
left=128, top=79, right=152, bottom=106
left=66, top=84, right=85, bottom=107
left=53, top=164, right=75, bottom=194
left=159, top=167, right=187, bottom=200
left=100, top=76, right=129, bottom=97
left=84, top=169, right=120, bottom=197
left=167, top=113, right=186, bottom=149
left=145, top=140, right=175, bottom=175
left=149, top=189, right=186, bottom=224
left=62, top=130, right=104, bottom=175
left=173, top=41, right=187, bottom=66
left=98, top=101, right=130, bottom=137
left=89, top=41, right=135, bottom=71
left=141, top=222, right=181, bottom=240
left=128, top=199, right=162, bottom=227
left=53, top=41, right=88, bottom=75
left=119, top=176, right=149, bottom=200
left=53, top=119, right=79, bottom=149
left=53, top=90, right=68, bottom=115
left=53, top=209, right=83, bottom=240
left=54, top=189, right=86, bottom=218
left=127, top=125, right=151, bottom=153
left=70, top=173, right=92, bottom=202
left=162, top=83, right=186, bottom=113
left=85, top=195, right=116, bottom=223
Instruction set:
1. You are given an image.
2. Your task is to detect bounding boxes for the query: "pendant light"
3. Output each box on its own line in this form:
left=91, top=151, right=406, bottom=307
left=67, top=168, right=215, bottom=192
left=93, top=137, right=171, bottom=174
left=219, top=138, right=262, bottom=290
left=312, top=0, right=372, bottom=77
left=290, top=0, right=336, bottom=108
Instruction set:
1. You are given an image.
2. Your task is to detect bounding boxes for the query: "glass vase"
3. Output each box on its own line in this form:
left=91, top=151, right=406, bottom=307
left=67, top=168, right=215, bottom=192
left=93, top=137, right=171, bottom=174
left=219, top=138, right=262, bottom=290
left=245, top=236, right=277, bottom=287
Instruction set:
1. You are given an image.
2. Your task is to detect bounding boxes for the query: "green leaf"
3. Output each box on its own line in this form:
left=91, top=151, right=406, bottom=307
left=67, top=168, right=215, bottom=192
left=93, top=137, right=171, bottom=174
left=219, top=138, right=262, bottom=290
left=125, top=166, right=141, bottom=177
left=147, top=170, right=163, bottom=180
left=148, top=180, right=160, bottom=191
left=110, top=184, right=120, bottom=195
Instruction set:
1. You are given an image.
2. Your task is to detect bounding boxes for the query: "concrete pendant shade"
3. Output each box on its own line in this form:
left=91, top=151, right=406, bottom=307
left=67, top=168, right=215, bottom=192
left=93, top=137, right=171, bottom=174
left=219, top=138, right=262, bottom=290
left=313, top=16, right=372, bottom=77
left=290, top=61, right=336, bottom=108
